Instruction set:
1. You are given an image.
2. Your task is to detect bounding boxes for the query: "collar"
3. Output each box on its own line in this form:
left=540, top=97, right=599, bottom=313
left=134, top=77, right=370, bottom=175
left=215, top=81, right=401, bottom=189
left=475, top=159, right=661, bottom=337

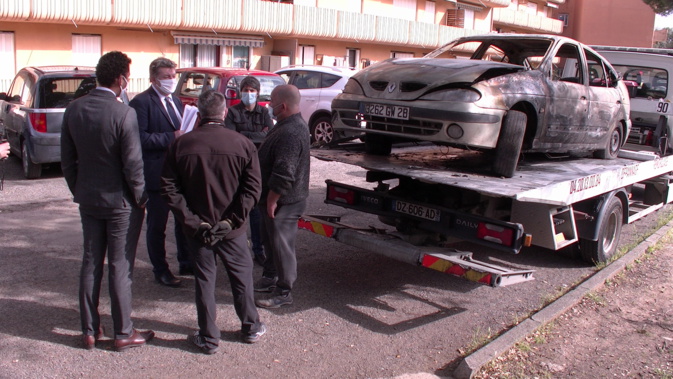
left=96, top=86, right=117, bottom=96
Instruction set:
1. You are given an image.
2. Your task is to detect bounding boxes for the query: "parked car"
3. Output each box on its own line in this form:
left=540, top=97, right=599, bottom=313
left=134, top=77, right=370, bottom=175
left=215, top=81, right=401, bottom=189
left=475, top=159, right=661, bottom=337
left=0, top=66, right=97, bottom=178
left=175, top=67, right=285, bottom=109
left=594, top=47, right=673, bottom=154
left=275, top=65, right=357, bottom=145
left=331, top=34, right=632, bottom=177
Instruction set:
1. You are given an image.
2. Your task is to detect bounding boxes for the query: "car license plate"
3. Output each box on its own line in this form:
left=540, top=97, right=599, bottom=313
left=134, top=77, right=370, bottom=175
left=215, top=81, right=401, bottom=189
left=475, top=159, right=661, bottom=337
left=393, top=200, right=440, bottom=222
left=363, top=103, right=409, bottom=120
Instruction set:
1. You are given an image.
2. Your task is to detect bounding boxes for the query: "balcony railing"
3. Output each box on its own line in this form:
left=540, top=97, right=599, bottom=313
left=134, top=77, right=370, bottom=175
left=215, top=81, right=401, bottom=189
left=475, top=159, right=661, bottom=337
left=0, top=0, right=563, bottom=49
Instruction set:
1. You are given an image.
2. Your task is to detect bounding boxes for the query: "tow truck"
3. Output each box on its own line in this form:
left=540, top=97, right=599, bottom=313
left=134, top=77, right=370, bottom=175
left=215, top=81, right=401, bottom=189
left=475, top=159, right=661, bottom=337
left=299, top=145, right=673, bottom=287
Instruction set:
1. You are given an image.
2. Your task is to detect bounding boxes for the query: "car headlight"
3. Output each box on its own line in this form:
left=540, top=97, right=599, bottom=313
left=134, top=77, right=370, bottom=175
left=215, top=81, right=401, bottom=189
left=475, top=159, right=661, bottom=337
left=419, top=88, right=481, bottom=102
left=343, top=78, right=364, bottom=95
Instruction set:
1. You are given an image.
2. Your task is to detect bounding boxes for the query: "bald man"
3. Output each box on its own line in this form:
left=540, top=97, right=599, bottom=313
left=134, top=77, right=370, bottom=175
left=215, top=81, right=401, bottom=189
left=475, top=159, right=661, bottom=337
left=254, top=85, right=310, bottom=308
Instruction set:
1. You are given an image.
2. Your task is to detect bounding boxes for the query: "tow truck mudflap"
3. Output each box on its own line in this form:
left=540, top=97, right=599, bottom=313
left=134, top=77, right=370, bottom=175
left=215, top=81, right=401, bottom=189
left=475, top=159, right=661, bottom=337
left=298, top=215, right=534, bottom=287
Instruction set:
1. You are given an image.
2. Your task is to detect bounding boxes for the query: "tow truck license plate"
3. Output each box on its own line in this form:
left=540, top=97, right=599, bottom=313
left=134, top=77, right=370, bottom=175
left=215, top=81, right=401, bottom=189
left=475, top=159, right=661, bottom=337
left=393, top=200, right=440, bottom=222
left=363, top=103, right=409, bottom=120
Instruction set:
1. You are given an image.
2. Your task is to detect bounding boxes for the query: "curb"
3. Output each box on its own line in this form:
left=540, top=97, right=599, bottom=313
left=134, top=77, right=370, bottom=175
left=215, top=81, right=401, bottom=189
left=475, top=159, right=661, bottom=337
left=452, top=219, right=673, bottom=379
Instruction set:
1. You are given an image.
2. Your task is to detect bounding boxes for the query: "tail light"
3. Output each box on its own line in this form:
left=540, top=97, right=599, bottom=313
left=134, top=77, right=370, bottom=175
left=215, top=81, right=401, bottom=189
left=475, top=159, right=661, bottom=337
left=327, top=185, right=356, bottom=205
left=477, top=222, right=514, bottom=247
left=29, top=113, right=47, bottom=133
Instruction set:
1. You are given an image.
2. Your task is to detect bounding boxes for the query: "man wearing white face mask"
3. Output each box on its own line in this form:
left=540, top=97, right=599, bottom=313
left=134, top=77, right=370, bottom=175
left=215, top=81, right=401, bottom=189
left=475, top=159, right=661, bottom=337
left=130, top=57, right=191, bottom=288
left=225, top=76, right=274, bottom=266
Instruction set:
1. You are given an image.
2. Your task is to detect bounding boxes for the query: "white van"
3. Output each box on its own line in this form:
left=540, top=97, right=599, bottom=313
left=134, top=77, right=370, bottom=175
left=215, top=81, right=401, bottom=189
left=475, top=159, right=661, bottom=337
left=594, top=47, right=673, bottom=153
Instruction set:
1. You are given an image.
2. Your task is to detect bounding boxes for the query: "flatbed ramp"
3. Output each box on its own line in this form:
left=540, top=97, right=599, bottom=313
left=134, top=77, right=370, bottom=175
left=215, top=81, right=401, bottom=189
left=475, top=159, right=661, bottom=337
left=311, top=146, right=673, bottom=206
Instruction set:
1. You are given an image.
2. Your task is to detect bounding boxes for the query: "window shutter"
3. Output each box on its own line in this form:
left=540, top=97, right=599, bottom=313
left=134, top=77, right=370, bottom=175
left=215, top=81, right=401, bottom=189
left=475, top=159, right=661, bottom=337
left=445, top=9, right=465, bottom=27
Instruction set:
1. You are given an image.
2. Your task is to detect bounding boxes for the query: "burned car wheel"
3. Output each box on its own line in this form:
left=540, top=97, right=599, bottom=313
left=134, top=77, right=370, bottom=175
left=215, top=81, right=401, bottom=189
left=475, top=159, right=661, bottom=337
left=493, top=110, right=526, bottom=178
left=365, top=134, right=393, bottom=156
left=594, top=124, right=622, bottom=159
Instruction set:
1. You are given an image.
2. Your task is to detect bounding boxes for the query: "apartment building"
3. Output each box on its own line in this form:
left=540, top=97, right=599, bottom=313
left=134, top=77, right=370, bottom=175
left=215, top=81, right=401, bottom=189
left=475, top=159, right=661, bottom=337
left=0, top=0, right=564, bottom=92
left=553, top=0, right=656, bottom=47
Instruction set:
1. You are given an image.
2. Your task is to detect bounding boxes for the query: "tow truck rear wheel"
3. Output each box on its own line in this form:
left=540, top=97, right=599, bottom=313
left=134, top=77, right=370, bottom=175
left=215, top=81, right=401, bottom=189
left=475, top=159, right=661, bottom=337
left=493, top=110, right=526, bottom=178
left=365, top=133, right=393, bottom=155
left=22, top=142, right=42, bottom=179
left=579, top=195, right=623, bottom=264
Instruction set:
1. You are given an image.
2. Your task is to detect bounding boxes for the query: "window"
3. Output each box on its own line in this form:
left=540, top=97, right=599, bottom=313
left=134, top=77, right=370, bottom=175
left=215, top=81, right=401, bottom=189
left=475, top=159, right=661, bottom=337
left=446, top=9, right=465, bottom=27
left=0, top=32, right=15, bottom=91
left=347, top=48, right=360, bottom=69
left=391, top=52, right=414, bottom=58
left=72, top=34, right=101, bottom=67
left=393, top=0, right=416, bottom=20
left=612, top=64, right=667, bottom=99
left=321, top=73, right=341, bottom=88
left=180, top=45, right=222, bottom=68
left=292, top=71, right=321, bottom=89
left=423, top=1, right=436, bottom=24
left=7, top=74, right=25, bottom=103
left=299, top=45, right=315, bottom=65
left=551, top=43, right=583, bottom=84
left=233, top=46, right=250, bottom=69
left=178, top=72, right=221, bottom=98
left=558, top=14, right=568, bottom=27
left=38, top=77, right=97, bottom=108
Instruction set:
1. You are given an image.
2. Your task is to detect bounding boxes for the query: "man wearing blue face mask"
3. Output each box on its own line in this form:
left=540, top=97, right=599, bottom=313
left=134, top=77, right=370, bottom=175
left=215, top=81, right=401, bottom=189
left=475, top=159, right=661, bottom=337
left=130, top=57, right=191, bottom=287
left=225, top=76, right=274, bottom=266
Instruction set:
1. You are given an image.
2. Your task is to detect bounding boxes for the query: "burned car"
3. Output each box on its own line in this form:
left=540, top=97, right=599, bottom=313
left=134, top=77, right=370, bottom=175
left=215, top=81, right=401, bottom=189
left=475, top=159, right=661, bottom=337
left=331, top=34, right=631, bottom=177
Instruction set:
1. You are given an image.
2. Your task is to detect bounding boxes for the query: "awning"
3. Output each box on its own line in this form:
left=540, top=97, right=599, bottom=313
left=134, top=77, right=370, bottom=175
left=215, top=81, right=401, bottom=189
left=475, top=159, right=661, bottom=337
left=172, top=33, right=264, bottom=48
left=456, top=1, right=484, bottom=11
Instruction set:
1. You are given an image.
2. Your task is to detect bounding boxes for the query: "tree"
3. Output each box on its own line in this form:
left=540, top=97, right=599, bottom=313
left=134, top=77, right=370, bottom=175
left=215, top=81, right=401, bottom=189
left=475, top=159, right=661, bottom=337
left=654, top=28, right=673, bottom=48
left=643, top=0, right=673, bottom=16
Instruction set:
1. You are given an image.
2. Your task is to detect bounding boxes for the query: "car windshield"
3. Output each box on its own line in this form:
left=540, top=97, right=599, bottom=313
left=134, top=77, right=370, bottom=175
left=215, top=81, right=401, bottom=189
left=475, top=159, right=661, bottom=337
left=232, top=75, right=286, bottom=102
left=425, top=37, right=554, bottom=69
left=37, top=77, right=97, bottom=108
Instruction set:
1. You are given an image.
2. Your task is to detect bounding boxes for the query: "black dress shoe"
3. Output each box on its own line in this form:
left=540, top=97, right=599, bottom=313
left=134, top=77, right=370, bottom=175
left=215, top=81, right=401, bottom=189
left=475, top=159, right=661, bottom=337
left=179, top=266, right=194, bottom=276
left=155, top=271, right=181, bottom=287
left=114, top=329, right=155, bottom=352
left=82, top=326, right=105, bottom=350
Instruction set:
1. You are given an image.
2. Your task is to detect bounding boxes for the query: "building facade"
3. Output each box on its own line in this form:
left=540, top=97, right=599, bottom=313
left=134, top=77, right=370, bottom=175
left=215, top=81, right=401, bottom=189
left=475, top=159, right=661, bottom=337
left=0, top=0, right=565, bottom=92
left=553, top=0, right=656, bottom=47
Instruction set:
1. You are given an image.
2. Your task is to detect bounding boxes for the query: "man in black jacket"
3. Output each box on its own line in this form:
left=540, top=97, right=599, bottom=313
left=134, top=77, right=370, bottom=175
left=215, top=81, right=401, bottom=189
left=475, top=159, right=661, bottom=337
left=254, top=84, right=310, bottom=309
left=225, top=76, right=274, bottom=266
left=161, top=90, right=266, bottom=354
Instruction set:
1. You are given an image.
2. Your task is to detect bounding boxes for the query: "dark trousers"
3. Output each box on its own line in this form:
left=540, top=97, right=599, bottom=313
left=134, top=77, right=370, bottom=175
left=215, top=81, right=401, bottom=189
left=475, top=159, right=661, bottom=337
left=260, top=199, right=307, bottom=294
left=146, top=190, right=191, bottom=275
left=187, top=233, right=261, bottom=347
left=79, top=204, right=144, bottom=339
left=249, top=205, right=264, bottom=257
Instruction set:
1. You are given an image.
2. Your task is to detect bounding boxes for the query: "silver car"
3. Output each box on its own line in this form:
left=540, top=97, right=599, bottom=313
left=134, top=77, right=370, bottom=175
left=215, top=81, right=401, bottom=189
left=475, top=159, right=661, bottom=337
left=331, top=34, right=631, bottom=177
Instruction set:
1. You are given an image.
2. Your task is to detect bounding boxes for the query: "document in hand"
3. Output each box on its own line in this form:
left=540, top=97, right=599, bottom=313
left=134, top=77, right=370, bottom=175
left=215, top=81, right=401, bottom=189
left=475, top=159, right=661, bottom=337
left=181, top=105, right=198, bottom=133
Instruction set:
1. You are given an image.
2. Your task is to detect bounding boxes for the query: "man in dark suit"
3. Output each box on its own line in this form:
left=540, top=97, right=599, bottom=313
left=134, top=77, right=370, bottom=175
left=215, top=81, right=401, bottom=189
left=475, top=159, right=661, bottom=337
left=61, top=51, right=154, bottom=351
left=130, top=57, right=190, bottom=287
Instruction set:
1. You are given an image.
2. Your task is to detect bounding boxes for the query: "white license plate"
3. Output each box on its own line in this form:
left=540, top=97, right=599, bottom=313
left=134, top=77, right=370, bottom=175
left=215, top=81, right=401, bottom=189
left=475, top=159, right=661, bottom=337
left=393, top=200, right=440, bottom=222
left=363, top=103, right=409, bottom=120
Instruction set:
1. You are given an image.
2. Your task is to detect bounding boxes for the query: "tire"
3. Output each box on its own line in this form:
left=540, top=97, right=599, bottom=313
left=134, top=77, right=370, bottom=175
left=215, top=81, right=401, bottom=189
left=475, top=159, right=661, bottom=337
left=364, top=133, right=393, bottom=156
left=493, top=110, right=526, bottom=178
left=580, top=196, right=623, bottom=264
left=310, top=116, right=334, bottom=145
left=593, top=124, right=621, bottom=159
left=22, top=142, right=42, bottom=179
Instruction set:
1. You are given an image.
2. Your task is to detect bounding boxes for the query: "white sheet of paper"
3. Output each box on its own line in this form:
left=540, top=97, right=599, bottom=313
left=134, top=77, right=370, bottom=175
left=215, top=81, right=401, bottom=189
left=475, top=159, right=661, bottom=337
left=181, top=105, right=198, bottom=133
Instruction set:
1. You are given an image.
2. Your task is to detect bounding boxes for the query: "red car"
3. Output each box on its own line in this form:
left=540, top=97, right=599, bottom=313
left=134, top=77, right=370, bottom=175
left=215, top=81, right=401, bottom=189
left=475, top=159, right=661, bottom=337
left=175, top=67, right=286, bottom=108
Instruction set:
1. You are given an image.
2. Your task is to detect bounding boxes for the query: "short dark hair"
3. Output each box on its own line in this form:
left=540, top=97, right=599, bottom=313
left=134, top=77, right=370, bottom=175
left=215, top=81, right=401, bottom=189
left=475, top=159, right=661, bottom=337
left=197, top=90, right=226, bottom=119
left=149, top=57, right=177, bottom=79
left=239, top=76, right=260, bottom=93
left=95, top=51, right=131, bottom=87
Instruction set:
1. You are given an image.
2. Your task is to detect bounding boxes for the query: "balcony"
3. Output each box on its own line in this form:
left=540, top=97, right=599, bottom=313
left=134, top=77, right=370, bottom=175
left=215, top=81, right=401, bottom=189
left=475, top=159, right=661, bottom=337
left=181, top=0, right=242, bottom=30
left=293, top=4, right=338, bottom=38
left=29, top=0, right=111, bottom=24
left=336, top=10, right=377, bottom=42
left=241, top=0, right=292, bottom=35
left=492, top=8, right=563, bottom=34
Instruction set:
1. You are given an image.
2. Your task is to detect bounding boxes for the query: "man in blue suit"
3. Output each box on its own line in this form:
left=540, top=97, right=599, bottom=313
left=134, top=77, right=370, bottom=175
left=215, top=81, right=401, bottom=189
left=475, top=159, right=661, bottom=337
left=130, top=57, right=190, bottom=287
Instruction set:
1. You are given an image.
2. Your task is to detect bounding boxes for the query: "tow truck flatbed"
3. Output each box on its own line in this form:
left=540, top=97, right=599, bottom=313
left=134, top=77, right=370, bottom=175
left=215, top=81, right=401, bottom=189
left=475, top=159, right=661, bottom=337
left=311, top=145, right=673, bottom=206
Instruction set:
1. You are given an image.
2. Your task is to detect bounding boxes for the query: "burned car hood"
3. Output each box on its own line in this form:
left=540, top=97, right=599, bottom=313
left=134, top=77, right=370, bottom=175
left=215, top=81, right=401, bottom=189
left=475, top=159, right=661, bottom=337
left=355, top=58, right=524, bottom=100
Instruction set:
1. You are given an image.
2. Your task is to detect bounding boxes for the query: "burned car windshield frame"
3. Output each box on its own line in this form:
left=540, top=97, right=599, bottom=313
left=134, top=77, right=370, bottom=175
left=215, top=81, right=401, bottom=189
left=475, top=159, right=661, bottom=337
left=424, top=37, right=555, bottom=68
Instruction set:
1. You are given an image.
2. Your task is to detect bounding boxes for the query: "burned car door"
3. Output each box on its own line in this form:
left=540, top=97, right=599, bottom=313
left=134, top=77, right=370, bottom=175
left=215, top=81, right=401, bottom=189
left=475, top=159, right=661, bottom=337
left=584, top=49, right=623, bottom=145
left=540, top=42, right=589, bottom=149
